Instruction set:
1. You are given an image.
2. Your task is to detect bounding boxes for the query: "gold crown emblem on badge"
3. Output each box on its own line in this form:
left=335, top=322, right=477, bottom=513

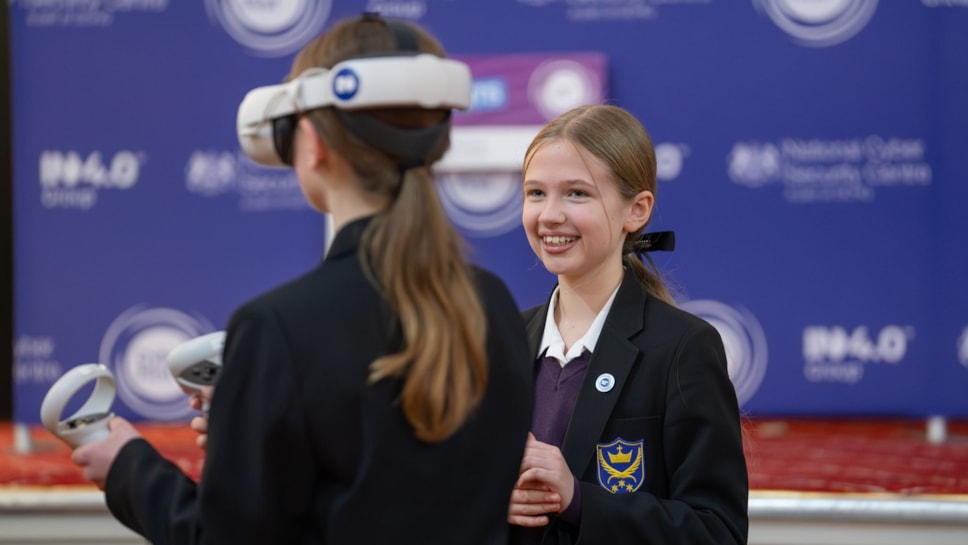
left=608, top=445, right=633, bottom=464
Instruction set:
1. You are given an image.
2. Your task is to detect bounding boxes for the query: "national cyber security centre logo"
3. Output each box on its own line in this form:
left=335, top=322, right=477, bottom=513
left=679, top=299, right=768, bottom=406
left=205, top=0, right=333, bottom=57
left=99, top=305, right=217, bottom=420
left=753, top=0, right=879, bottom=47
left=727, top=136, right=932, bottom=204
left=185, top=150, right=311, bottom=211
left=515, top=0, right=712, bottom=23
left=14, top=0, right=168, bottom=27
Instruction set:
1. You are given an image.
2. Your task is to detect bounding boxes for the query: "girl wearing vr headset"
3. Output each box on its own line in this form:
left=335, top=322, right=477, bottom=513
left=70, top=14, right=532, bottom=544
left=505, top=105, right=749, bottom=545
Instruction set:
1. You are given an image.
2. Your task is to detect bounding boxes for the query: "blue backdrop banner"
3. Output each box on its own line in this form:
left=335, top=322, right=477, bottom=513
left=10, top=0, right=968, bottom=423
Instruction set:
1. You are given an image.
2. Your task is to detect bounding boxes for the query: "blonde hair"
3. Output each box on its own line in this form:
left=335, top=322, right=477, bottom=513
left=292, top=16, right=487, bottom=442
left=523, top=104, right=675, bottom=305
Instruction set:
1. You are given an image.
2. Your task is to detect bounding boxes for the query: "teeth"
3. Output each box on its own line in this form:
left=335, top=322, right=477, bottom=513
left=543, top=236, right=576, bottom=245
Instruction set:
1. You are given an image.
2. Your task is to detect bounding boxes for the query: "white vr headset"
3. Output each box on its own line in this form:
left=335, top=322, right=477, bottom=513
left=237, top=53, right=472, bottom=167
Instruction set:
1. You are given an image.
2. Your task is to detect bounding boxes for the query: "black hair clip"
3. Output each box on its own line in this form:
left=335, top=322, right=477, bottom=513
left=627, top=231, right=675, bottom=254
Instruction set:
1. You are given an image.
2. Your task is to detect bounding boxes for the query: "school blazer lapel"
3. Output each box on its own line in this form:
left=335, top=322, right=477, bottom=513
left=524, top=301, right=548, bottom=360
left=560, top=271, right=645, bottom=476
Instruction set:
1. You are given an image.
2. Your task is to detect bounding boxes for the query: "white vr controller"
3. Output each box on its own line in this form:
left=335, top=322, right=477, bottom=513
left=166, top=331, right=226, bottom=411
left=39, top=331, right=225, bottom=449
left=40, top=363, right=116, bottom=448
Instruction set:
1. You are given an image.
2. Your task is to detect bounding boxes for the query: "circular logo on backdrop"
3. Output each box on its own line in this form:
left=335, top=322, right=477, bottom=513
left=100, top=306, right=216, bottom=420
left=679, top=299, right=768, bottom=406
left=753, top=0, right=879, bottom=47
left=205, top=0, right=333, bottom=57
left=436, top=173, right=523, bottom=238
left=959, top=326, right=968, bottom=368
left=655, top=143, right=687, bottom=181
left=528, top=59, right=602, bottom=121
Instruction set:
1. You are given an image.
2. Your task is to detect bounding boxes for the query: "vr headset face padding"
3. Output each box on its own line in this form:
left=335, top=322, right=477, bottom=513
left=272, top=115, right=297, bottom=167
left=237, top=36, right=472, bottom=168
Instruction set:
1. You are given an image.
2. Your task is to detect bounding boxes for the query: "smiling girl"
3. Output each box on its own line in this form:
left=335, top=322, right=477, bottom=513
left=508, top=104, right=748, bottom=545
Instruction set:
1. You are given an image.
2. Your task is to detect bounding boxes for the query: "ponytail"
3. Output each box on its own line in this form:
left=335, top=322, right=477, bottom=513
left=623, top=230, right=676, bottom=306
left=362, top=167, right=488, bottom=443
left=293, top=16, right=489, bottom=442
left=623, top=252, right=675, bottom=306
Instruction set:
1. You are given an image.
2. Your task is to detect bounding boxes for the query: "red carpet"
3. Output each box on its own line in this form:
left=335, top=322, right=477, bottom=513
left=0, top=422, right=205, bottom=487
left=744, top=418, right=968, bottom=496
left=2, top=418, right=968, bottom=496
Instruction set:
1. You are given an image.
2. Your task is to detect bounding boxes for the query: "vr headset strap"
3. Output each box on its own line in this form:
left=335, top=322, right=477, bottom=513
left=337, top=110, right=450, bottom=170
left=344, top=14, right=447, bottom=169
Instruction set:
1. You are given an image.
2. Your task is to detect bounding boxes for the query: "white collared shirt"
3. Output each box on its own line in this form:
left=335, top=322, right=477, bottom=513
left=538, top=284, right=620, bottom=367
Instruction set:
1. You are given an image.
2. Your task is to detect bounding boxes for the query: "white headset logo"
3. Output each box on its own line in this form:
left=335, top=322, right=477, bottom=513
left=205, top=0, right=333, bottom=57
left=753, top=0, right=879, bottom=47
left=333, top=69, right=360, bottom=100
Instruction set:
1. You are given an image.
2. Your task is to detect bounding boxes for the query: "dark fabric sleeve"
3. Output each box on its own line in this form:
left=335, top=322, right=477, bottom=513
left=104, top=438, right=201, bottom=542
left=103, top=301, right=318, bottom=545
left=558, top=476, right=583, bottom=525
left=574, top=324, right=749, bottom=545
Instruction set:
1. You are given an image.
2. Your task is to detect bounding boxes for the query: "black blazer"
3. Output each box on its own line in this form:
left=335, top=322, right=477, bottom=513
left=522, top=270, right=748, bottom=545
left=104, top=216, right=533, bottom=544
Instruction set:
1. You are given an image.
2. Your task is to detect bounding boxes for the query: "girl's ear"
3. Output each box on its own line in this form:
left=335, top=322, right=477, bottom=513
left=625, top=190, right=654, bottom=233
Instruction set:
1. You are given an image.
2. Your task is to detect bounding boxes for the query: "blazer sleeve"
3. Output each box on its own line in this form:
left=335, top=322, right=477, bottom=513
left=575, top=322, right=749, bottom=545
left=104, top=438, right=202, bottom=542
left=104, top=301, right=318, bottom=544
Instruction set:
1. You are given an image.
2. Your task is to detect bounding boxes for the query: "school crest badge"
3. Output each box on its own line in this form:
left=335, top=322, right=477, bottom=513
left=596, top=438, right=645, bottom=494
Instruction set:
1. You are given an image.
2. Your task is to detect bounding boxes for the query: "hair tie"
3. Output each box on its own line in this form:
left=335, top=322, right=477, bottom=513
left=626, top=231, right=675, bottom=255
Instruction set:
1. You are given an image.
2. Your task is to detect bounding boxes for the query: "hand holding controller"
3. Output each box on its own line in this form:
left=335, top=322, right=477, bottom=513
left=40, top=363, right=116, bottom=449
left=166, top=331, right=225, bottom=411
